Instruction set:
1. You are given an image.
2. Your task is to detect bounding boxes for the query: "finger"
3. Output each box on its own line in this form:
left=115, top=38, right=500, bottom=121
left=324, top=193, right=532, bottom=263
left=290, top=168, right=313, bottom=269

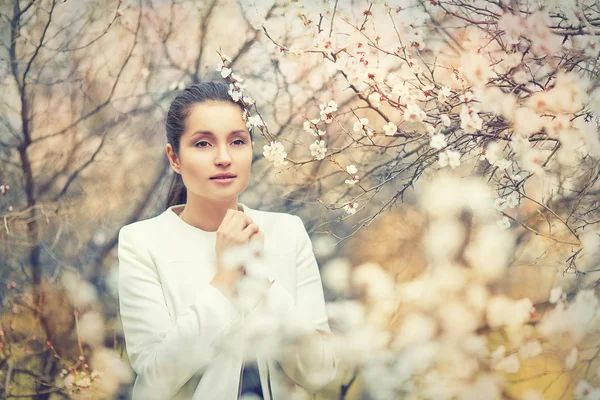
left=218, top=209, right=236, bottom=232
left=242, top=223, right=260, bottom=240
left=219, top=209, right=249, bottom=235
left=249, top=229, right=263, bottom=240
left=231, top=211, right=254, bottom=232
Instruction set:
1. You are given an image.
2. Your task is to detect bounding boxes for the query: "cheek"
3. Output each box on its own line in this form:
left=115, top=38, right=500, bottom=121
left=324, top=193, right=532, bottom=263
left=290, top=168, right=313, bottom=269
left=235, top=147, right=253, bottom=163
left=179, top=150, right=210, bottom=177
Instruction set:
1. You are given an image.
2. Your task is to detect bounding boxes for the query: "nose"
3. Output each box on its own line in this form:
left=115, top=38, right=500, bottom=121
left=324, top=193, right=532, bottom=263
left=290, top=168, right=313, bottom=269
left=214, top=144, right=232, bottom=167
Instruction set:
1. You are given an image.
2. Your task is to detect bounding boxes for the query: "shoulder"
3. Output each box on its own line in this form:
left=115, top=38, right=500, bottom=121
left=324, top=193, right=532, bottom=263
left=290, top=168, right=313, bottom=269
left=118, top=211, right=170, bottom=244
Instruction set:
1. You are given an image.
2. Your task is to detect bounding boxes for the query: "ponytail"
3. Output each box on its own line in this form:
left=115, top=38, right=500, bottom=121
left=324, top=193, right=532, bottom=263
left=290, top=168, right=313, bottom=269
left=165, top=173, right=187, bottom=209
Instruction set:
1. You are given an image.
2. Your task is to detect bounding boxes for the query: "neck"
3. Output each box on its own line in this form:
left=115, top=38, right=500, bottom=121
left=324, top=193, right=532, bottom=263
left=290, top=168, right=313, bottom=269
left=178, top=194, right=242, bottom=232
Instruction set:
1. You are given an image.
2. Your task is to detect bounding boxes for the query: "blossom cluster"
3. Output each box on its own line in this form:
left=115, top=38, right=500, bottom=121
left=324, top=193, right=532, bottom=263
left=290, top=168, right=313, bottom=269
left=216, top=51, right=291, bottom=169
left=320, top=175, right=600, bottom=399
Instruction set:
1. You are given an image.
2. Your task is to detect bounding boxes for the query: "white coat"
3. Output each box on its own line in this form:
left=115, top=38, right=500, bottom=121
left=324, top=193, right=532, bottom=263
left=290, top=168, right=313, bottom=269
left=117, top=203, right=338, bottom=399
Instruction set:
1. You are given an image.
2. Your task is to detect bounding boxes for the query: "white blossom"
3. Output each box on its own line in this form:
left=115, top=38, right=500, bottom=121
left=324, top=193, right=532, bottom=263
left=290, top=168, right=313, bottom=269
left=483, top=142, right=504, bottom=165
left=513, top=107, right=544, bottom=137
left=289, top=45, right=303, bottom=58
left=64, top=373, right=75, bottom=389
left=438, top=300, right=479, bottom=338
left=438, top=152, right=449, bottom=167
left=498, top=12, right=525, bottom=46
left=438, top=86, right=451, bottom=102
left=352, top=262, right=394, bottom=300
left=519, top=340, right=543, bottom=359
left=383, top=121, right=397, bottom=136
left=430, top=134, right=447, bottom=150
left=406, top=58, right=420, bottom=72
left=495, top=158, right=512, bottom=170
left=90, top=348, right=134, bottom=393
left=319, top=100, right=338, bottom=123
left=404, top=103, right=427, bottom=123
left=446, top=150, right=460, bottom=168
left=549, top=287, right=563, bottom=304
left=497, top=217, right=511, bottom=230
left=494, top=353, right=520, bottom=373
left=462, top=53, right=494, bottom=87
left=90, top=370, right=102, bottom=380
left=345, top=165, right=359, bottom=185
left=392, top=313, right=437, bottom=350
left=565, top=347, right=578, bottom=370
left=303, top=119, right=323, bottom=136
left=326, top=301, right=365, bottom=333
left=353, top=118, right=369, bottom=132
left=392, top=81, right=410, bottom=99
left=61, top=273, right=98, bottom=309
left=440, top=114, right=451, bottom=127
left=303, top=120, right=312, bottom=132
left=460, top=105, right=483, bottom=133
left=461, top=91, right=474, bottom=103
left=321, top=258, right=351, bottom=295
left=466, top=284, right=489, bottom=312
left=230, top=73, right=243, bottom=83
left=368, top=92, right=382, bottom=108
left=467, top=224, right=516, bottom=281
left=262, top=141, right=288, bottom=167
left=538, top=290, right=599, bottom=344
left=400, top=91, right=418, bottom=105
left=574, top=381, right=600, bottom=400
left=78, top=311, right=105, bottom=347
left=220, top=67, right=232, bottom=78
left=246, top=115, right=264, bottom=129
left=506, top=192, right=520, bottom=208
left=343, top=202, right=358, bottom=215
left=309, top=140, right=327, bottom=160
left=228, top=84, right=242, bottom=102
left=76, top=377, right=91, bottom=388
left=438, top=150, right=461, bottom=168
left=345, top=176, right=359, bottom=186
left=486, top=296, right=533, bottom=328
left=494, top=198, right=508, bottom=211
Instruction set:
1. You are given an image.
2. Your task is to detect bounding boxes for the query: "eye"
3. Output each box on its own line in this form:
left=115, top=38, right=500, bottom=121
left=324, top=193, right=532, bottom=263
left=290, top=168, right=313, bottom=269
left=233, top=139, right=245, bottom=145
left=195, top=141, right=210, bottom=147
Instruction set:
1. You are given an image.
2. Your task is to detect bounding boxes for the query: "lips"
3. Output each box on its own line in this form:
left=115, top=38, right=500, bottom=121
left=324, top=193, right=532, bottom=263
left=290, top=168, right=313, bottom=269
left=210, top=174, right=236, bottom=180
left=210, top=175, right=236, bottom=185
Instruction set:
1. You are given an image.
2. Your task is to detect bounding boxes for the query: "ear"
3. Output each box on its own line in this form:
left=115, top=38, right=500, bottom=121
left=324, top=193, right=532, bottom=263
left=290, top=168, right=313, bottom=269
left=165, top=144, right=181, bottom=174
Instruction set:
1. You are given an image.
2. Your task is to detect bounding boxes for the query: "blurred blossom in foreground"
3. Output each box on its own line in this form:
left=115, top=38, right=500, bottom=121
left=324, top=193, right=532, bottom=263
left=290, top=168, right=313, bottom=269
left=314, top=173, right=600, bottom=399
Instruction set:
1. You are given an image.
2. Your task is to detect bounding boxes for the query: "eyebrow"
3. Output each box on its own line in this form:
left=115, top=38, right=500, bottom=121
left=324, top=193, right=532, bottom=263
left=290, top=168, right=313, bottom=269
left=190, top=130, right=248, bottom=138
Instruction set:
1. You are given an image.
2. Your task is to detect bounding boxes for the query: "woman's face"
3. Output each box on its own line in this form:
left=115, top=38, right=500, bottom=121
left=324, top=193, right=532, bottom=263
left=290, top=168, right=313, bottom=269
left=166, top=101, right=253, bottom=204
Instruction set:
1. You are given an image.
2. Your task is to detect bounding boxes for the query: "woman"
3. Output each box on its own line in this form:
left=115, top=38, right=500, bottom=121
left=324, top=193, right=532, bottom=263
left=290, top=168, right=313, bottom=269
left=117, top=82, right=337, bottom=399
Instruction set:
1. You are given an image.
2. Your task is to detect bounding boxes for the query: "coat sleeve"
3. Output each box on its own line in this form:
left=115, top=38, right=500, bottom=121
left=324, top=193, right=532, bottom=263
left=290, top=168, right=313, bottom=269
left=117, top=225, right=240, bottom=400
left=259, top=215, right=339, bottom=394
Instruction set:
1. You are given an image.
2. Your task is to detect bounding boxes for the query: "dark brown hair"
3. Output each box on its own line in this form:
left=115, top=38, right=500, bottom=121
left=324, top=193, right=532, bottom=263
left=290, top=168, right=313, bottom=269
left=164, top=81, right=253, bottom=209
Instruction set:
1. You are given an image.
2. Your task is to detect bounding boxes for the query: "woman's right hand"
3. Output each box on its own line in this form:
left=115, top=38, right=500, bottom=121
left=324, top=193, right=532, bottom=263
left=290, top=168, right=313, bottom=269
left=210, top=208, right=259, bottom=295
